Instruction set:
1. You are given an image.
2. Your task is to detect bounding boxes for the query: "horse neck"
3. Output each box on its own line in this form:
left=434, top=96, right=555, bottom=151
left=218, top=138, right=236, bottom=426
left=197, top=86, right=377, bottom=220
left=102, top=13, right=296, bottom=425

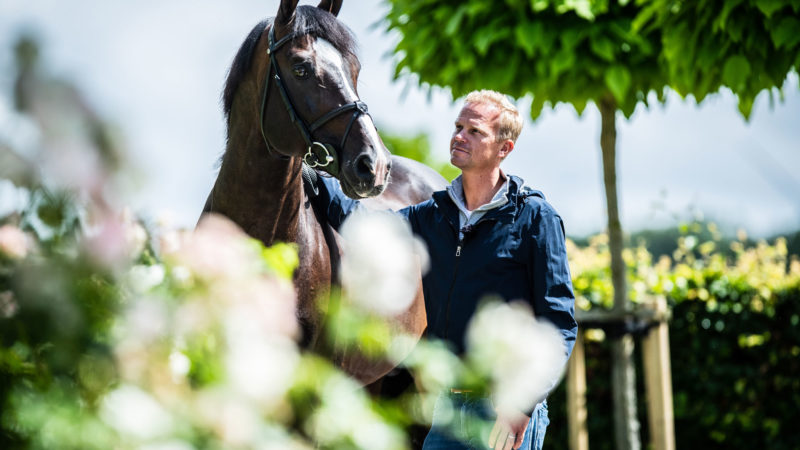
left=211, top=124, right=305, bottom=246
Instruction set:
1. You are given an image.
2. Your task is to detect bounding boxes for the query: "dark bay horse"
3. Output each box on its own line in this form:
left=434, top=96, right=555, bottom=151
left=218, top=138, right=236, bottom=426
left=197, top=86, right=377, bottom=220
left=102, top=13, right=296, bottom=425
left=200, top=0, right=446, bottom=385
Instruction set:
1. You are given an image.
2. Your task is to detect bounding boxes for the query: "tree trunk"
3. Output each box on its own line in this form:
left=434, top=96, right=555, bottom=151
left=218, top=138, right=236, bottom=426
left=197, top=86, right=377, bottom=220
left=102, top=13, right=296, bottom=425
left=599, top=96, right=641, bottom=450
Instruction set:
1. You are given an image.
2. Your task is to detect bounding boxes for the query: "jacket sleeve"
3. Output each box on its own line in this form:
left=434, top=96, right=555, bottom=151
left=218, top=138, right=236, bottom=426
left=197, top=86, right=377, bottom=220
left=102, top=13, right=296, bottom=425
left=528, top=204, right=578, bottom=403
left=312, top=176, right=365, bottom=231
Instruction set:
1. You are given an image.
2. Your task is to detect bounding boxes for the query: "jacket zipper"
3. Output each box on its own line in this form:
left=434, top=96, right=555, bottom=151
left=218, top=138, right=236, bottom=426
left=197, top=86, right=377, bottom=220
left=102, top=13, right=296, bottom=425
left=442, top=216, right=500, bottom=341
left=443, top=234, right=464, bottom=340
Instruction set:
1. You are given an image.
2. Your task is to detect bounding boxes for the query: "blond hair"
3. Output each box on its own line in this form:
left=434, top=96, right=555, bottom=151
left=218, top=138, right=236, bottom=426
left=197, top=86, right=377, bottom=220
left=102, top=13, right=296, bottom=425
left=463, top=90, right=523, bottom=143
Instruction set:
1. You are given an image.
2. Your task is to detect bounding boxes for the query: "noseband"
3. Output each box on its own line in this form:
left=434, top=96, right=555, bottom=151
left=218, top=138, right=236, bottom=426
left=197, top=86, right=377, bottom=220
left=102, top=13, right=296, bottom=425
left=259, top=26, right=371, bottom=177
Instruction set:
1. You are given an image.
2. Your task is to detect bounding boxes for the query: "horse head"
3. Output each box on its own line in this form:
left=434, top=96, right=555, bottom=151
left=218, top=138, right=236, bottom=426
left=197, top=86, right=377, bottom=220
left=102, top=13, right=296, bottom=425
left=257, top=0, right=391, bottom=199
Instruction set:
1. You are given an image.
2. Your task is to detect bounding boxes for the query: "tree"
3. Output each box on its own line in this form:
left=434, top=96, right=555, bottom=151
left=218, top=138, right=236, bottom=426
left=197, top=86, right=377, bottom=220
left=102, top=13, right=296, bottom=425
left=382, top=1, right=799, bottom=449
left=635, top=0, right=800, bottom=118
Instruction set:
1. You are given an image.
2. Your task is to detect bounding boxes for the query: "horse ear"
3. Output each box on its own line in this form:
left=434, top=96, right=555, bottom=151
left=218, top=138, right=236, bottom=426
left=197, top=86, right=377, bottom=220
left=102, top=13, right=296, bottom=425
left=317, top=0, right=343, bottom=16
left=276, top=0, right=299, bottom=25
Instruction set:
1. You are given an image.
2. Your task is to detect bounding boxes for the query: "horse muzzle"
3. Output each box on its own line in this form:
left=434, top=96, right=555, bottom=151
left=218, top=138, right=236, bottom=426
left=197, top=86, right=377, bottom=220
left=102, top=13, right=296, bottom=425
left=340, top=148, right=391, bottom=199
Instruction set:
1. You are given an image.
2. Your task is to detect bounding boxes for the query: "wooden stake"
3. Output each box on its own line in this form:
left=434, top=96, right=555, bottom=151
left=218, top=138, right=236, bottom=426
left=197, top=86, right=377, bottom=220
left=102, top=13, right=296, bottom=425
left=567, top=330, right=589, bottom=450
left=642, top=297, right=676, bottom=450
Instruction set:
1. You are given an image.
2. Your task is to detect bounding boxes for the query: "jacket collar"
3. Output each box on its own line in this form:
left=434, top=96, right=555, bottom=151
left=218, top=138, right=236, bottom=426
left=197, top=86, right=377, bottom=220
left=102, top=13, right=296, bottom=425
left=446, top=174, right=509, bottom=217
left=434, top=175, right=526, bottom=228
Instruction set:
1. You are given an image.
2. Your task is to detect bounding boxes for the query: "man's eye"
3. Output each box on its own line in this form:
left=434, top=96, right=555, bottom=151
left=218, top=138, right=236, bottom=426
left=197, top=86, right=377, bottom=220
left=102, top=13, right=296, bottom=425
left=292, top=64, right=309, bottom=79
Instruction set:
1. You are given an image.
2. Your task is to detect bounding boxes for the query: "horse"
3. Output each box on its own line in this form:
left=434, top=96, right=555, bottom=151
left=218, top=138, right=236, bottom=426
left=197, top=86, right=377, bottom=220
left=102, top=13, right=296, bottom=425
left=200, top=0, right=447, bottom=386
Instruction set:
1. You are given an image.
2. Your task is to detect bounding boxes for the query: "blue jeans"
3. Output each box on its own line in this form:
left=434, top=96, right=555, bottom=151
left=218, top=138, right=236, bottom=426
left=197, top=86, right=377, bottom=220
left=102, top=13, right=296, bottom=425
left=422, top=392, right=549, bottom=450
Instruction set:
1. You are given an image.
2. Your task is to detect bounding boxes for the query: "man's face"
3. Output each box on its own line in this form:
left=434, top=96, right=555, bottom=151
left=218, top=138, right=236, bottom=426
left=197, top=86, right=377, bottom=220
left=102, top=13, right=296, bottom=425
left=450, top=102, right=508, bottom=173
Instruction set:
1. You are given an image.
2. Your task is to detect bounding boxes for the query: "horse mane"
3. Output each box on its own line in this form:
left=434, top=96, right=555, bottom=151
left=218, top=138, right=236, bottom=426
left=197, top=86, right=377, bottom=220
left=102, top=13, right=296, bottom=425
left=221, top=6, right=360, bottom=126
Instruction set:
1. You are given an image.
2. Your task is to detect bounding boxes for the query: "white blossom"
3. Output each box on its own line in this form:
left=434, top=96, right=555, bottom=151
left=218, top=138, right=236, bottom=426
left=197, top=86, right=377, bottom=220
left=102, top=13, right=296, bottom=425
left=225, top=304, right=300, bottom=407
left=339, top=211, right=428, bottom=317
left=307, top=372, right=406, bottom=449
left=127, top=264, right=166, bottom=293
left=466, top=301, right=567, bottom=414
left=101, top=385, right=175, bottom=440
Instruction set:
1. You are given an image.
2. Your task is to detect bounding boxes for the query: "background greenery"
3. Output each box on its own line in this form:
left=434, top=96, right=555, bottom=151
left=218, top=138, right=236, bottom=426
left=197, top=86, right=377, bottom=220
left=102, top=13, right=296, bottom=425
left=546, top=226, right=800, bottom=449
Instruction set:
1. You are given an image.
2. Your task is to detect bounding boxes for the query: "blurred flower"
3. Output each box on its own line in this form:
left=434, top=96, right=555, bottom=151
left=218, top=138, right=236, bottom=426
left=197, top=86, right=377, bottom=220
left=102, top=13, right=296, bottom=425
left=101, top=384, right=175, bottom=440
left=466, top=301, right=566, bottom=414
left=221, top=276, right=299, bottom=406
left=83, top=208, right=147, bottom=267
left=307, top=371, right=406, bottom=449
left=0, top=290, right=18, bottom=318
left=339, top=210, right=428, bottom=317
left=161, top=214, right=263, bottom=283
left=218, top=276, right=299, bottom=337
left=0, top=223, right=30, bottom=259
left=126, top=264, right=166, bottom=294
left=225, top=331, right=299, bottom=408
left=393, top=337, right=462, bottom=394
left=168, top=351, right=191, bottom=381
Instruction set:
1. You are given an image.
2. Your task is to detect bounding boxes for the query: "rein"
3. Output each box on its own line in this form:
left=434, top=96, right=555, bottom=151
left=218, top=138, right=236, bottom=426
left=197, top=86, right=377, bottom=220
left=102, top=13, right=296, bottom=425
left=259, top=26, right=371, bottom=178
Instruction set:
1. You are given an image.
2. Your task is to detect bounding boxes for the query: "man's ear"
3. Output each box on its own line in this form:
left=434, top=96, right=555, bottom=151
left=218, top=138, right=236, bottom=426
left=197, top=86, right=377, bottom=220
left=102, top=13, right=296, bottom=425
left=499, top=140, right=514, bottom=159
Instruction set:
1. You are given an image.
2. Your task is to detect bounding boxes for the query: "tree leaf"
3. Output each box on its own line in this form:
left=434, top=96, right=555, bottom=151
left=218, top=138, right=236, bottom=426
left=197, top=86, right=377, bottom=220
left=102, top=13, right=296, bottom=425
left=515, top=22, right=542, bottom=57
left=605, top=65, right=632, bottom=103
left=530, top=0, right=549, bottom=13
left=754, top=0, right=785, bottom=17
left=722, top=55, right=751, bottom=91
left=712, top=0, right=744, bottom=32
left=590, top=36, right=616, bottom=62
left=771, top=17, right=800, bottom=48
left=445, top=5, right=468, bottom=36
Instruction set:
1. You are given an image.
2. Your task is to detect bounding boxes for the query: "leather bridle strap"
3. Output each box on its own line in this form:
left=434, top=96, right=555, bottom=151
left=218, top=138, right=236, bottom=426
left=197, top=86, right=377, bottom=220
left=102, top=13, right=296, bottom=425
left=259, top=26, right=372, bottom=177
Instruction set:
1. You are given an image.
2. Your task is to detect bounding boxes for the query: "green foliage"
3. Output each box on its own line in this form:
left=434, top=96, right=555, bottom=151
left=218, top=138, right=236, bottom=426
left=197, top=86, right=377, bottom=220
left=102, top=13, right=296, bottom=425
left=378, top=128, right=460, bottom=181
left=546, top=227, right=800, bottom=449
left=385, top=0, right=799, bottom=120
left=1, top=189, right=123, bottom=448
left=635, top=0, right=800, bottom=117
left=384, top=0, right=666, bottom=118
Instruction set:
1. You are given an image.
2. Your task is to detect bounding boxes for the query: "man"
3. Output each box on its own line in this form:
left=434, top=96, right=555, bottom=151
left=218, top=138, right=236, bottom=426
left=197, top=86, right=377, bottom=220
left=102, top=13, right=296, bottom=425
left=314, top=90, right=577, bottom=449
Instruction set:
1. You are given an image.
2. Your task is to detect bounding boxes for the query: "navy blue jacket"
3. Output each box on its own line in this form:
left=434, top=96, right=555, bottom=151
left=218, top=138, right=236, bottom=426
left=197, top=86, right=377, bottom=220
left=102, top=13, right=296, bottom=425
left=315, top=175, right=577, bottom=359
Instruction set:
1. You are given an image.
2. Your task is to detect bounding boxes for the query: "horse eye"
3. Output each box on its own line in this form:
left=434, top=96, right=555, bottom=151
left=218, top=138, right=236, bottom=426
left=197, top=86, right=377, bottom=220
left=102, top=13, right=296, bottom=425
left=292, top=64, right=309, bottom=79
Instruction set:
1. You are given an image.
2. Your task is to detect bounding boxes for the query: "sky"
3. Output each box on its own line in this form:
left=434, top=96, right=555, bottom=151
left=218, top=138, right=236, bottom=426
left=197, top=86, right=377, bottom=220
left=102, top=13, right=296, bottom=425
left=1, top=0, right=799, bottom=237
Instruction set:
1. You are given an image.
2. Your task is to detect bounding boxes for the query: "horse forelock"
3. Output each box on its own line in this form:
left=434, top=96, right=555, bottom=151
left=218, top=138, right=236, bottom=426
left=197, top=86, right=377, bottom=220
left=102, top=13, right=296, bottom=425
left=221, top=6, right=360, bottom=134
left=291, top=5, right=360, bottom=75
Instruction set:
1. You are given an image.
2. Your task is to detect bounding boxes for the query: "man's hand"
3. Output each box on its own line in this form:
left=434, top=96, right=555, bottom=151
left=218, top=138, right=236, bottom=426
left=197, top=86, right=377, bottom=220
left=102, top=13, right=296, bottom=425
left=488, top=407, right=530, bottom=450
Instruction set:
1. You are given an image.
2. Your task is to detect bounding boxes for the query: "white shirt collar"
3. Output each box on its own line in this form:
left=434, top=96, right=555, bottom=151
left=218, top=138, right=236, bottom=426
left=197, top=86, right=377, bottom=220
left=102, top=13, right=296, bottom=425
left=446, top=173, right=509, bottom=217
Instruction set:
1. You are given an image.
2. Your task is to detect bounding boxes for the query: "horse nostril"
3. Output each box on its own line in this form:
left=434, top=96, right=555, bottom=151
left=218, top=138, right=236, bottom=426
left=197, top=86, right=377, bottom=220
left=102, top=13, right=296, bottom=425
left=354, top=154, right=375, bottom=180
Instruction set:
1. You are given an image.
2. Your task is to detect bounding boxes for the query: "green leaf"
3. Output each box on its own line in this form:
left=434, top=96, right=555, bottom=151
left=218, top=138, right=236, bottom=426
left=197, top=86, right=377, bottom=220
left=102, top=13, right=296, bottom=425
left=558, top=0, right=595, bottom=20
left=473, top=23, right=509, bottom=56
left=529, top=93, right=546, bottom=120
left=722, top=55, right=751, bottom=91
left=605, top=66, right=632, bottom=103
left=754, top=0, right=785, bottom=17
left=712, top=0, right=744, bottom=32
left=445, top=5, right=468, bottom=36
left=736, top=93, right=755, bottom=119
left=515, top=22, right=543, bottom=57
left=590, top=37, right=616, bottom=62
left=261, top=242, right=299, bottom=280
left=531, top=0, right=549, bottom=13
left=771, top=17, right=800, bottom=48
left=550, top=49, right=576, bottom=79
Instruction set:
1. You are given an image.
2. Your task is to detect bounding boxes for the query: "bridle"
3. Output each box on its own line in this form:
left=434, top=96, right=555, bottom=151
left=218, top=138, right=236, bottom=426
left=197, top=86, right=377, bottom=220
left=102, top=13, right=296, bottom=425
left=259, top=25, right=371, bottom=177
